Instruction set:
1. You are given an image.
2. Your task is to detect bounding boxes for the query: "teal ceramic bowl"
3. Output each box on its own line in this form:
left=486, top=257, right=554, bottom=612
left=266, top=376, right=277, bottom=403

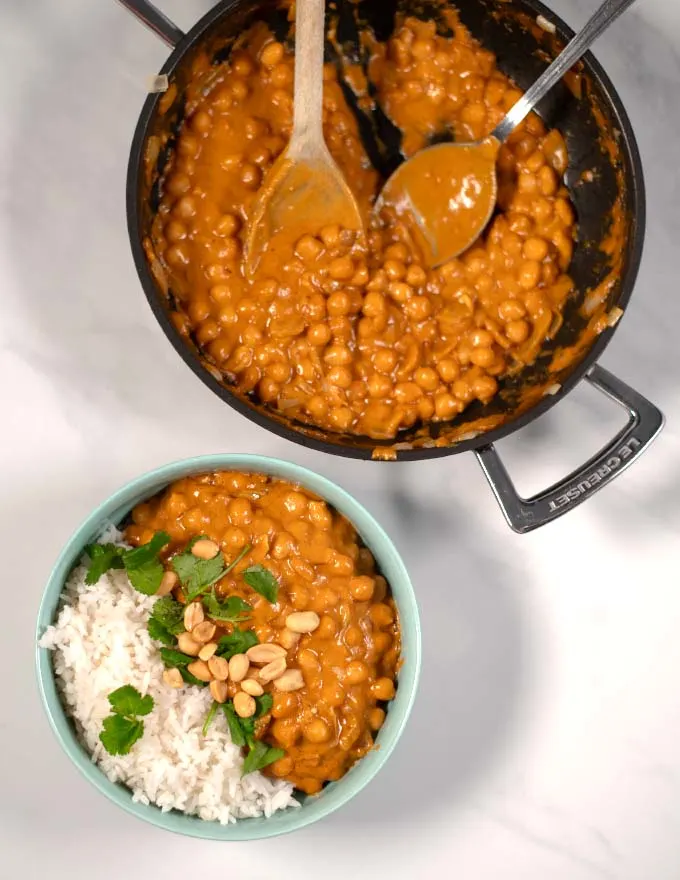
left=36, top=454, right=421, bottom=840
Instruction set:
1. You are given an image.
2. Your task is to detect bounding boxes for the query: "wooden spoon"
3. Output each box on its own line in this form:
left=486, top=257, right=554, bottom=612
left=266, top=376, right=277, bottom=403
left=245, top=0, right=362, bottom=276
left=377, top=0, right=638, bottom=267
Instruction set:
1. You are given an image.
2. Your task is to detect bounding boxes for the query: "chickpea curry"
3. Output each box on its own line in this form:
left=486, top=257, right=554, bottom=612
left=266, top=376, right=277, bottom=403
left=151, top=4, right=575, bottom=440
left=119, top=471, right=400, bottom=795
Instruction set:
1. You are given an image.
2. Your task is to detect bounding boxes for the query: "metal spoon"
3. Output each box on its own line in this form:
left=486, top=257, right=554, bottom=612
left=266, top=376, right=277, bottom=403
left=378, top=0, right=639, bottom=268
left=245, top=0, right=362, bottom=275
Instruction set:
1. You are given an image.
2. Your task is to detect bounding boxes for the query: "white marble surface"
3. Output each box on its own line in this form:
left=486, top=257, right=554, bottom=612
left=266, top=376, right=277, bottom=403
left=2, top=0, right=679, bottom=877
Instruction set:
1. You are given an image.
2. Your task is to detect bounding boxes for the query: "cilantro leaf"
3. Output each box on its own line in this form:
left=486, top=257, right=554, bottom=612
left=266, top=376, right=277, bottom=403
left=126, top=559, right=165, bottom=596
left=254, top=693, right=273, bottom=718
left=171, top=536, right=226, bottom=600
left=222, top=703, right=247, bottom=746
left=202, top=701, right=219, bottom=736
left=108, top=685, right=154, bottom=717
left=84, top=543, right=124, bottom=585
left=159, top=647, right=195, bottom=668
left=123, top=531, right=170, bottom=569
left=242, top=564, right=279, bottom=604
left=99, top=714, right=143, bottom=756
left=172, top=541, right=252, bottom=601
left=203, top=593, right=252, bottom=624
left=147, top=617, right=175, bottom=645
left=242, top=740, right=285, bottom=776
left=216, top=629, right=258, bottom=659
left=150, top=596, right=185, bottom=636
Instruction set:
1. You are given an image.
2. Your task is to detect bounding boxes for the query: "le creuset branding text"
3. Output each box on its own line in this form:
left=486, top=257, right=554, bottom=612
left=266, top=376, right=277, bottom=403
left=548, top=437, right=642, bottom=511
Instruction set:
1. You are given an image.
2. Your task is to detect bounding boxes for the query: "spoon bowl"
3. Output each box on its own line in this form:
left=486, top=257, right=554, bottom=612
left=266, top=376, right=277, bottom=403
left=245, top=0, right=362, bottom=275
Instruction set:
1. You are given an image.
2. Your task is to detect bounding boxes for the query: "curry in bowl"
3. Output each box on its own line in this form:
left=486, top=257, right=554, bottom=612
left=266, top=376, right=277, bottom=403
left=40, top=470, right=402, bottom=822
left=149, top=3, right=577, bottom=440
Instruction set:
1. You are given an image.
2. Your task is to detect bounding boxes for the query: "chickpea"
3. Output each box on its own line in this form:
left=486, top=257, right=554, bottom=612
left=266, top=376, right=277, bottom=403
left=506, top=319, right=530, bottom=343
left=404, top=296, right=432, bottom=321
left=328, top=255, right=355, bottom=280
left=517, top=259, right=541, bottom=290
left=304, top=718, right=331, bottom=744
left=315, top=614, right=337, bottom=640
left=363, top=291, right=387, bottom=317
left=349, top=575, right=375, bottom=601
left=272, top=691, right=299, bottom=719
left=434, top=392, right=458, bottom=420
left=384, top=259, right=406, bottom=281
left=320, top=224, right=342, bottom=249
left=414, top=366, right=439, bottom=391
left=308, top=322, right=332, bottom=346
left=368, top=707, right=386, bottom=731
left=539, top=164, right=557, bottom=195
left=436, top=359, right=459, bottom=383
left=329, top=406, right=354, bottom=431
left=370, top=677, right=396, bottom=701
left=240, top=163, right=261, bottom=188
left=373, top=348, right=398, bottom=374
left=191, top=110, right=212, bottom=134
left=260, top=40, right=285, bottom=68
left=268, top=360, right=291, bottom=383
left=231, top=80, right=249, bottom=101
left=165, top=173, right=190, bottom=197
left=324, top=343, right=352, bottom=366
left=498, top=298, right=526, bottom=322
left=295, top=234, right=323, bottom=262
left=327, top=365, right=353, bottom=389
left=452, top=378, right=473, bottom=402
left=470, top=346, right=495, bottom=368
left=406, top=264, right=427, bottom=287
left=468, top=329, right=494, bottom=348
left=173, top=195, right=196, bottom=220
left=367, top=373, right=393, bottom=399
left=345, top=660, right=370, bottom=685
left=327, top=291, right=352, bottom=316
left=472, top=374, right=498, bottom=401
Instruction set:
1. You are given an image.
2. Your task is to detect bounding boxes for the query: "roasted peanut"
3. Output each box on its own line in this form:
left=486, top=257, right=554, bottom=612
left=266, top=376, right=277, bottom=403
left=192, top=621, right=217, bottom=644
left=240, top=678, right=264, bottom=696
left=228, top=653, right=250, bottom=682
left=246, top=643, right=287, bottom=664
left=273, top=669, right=305, bottom=692
left=285, top=611, right=320, bottom=634
left=259, top=656, right=287, bottom=682
left=163, top=668, right=183, bottom=689
left=177, top=632, right=200, bottom=656
left=208, top=654, right=230, bottom=681
left=183, top=602, right=204, bottom=632
left=187, top=660, right=212, bottom=682
left=233, top=691, right=256, bottom=718
left=209, top=679, right=228, bottom=703
left=198, top=642, right=218, bottom=661
left=156, top=570, right=178, bottom=597
left=191, top=538, right=220, bottom=560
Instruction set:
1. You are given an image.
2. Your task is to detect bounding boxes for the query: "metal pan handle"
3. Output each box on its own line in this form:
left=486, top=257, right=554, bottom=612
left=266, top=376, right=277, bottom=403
left=116, top=0, right=184, bottom=48
left=475, top=365, right=664, bottom=533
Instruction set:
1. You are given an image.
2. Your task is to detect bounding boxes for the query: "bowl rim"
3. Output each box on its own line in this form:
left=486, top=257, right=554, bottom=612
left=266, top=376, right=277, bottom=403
left=35, top=453, right=421, bottom=840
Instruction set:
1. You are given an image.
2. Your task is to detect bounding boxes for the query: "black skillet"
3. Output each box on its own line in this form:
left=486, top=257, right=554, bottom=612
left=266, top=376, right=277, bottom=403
left=118, top=0, right=663, bottom=532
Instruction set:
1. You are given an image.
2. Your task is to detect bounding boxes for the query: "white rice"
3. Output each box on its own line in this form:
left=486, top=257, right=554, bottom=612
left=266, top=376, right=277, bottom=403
left=39, top=533, right=298, bottom=824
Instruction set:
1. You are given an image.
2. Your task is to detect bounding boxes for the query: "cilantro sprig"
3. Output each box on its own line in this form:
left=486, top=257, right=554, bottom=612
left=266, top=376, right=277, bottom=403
left=220, top=693, right=281, bottom=775
left=172, top=540, right=252, bottom=602
left=85, top=531, right=171, bottom=596
left=215, top=629, right=258, bottom=659
left=99, top=685, right=154, bottom=756
left=203, top=593, right=252, bottom=623
left=147, top=595, right=185, bottom=645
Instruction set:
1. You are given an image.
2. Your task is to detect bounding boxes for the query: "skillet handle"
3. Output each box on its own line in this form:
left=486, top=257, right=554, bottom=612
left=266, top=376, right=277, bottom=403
left=115, top=0, right=184, bottom=48
left=475, top=365, right=664, bottom=533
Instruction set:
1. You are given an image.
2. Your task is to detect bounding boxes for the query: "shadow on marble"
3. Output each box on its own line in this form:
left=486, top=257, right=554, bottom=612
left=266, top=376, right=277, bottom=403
left=322, top=470, right=531, bottom=832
